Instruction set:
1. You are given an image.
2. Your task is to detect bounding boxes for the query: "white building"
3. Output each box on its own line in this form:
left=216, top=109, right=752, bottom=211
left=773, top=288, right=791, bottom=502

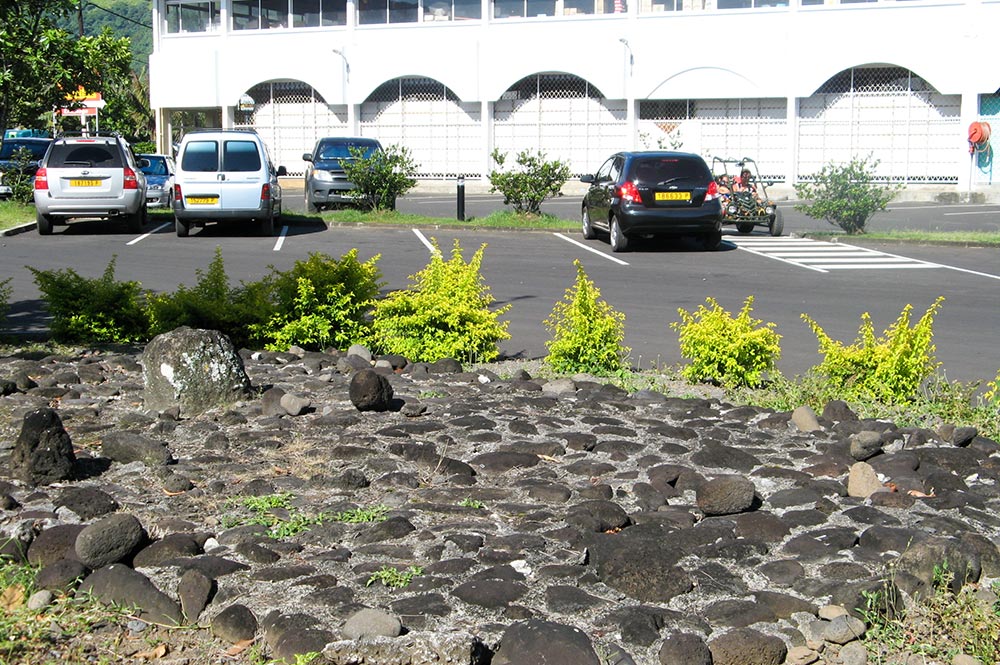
left=149, top=0, right=1000, bottom=193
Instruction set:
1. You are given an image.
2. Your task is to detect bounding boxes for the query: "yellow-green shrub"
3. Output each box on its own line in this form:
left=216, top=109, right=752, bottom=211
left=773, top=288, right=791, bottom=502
left=251, top=249, right=382, bottom=351
left=672, top=296, right=781, bottom=388
left=544, top=260, right=629, bottom=375
left=801, top=297, right=944, bottom=405
left=370, top=239, right=510, bottom=363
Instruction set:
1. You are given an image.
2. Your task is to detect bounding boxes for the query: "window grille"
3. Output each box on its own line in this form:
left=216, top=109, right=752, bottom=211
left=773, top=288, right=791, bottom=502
left=361, top=77, right=481, bottom=177
left=799, top=66, right=959, bottom=183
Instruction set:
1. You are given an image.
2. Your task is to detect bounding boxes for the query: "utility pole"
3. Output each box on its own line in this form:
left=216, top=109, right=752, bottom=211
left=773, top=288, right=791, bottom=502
left=78, top=0, right=85, bottom=37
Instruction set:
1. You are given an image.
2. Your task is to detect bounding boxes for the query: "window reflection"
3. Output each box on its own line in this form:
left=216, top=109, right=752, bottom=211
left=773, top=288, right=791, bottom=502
left=165, top=1, right=221, bottom=33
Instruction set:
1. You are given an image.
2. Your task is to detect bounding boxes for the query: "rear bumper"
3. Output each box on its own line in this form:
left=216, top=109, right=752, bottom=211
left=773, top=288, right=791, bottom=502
left=616, top=202, right=723, bottom=235
left=33, top=192, right=143, bottom=218
left=173, top=201, right=276, bottom=221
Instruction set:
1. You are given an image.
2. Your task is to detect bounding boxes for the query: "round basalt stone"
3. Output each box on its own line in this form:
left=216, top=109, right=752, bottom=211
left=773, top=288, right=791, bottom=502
left=696, top=475, right=757, bottom=516
left=492, top=619, right=600, bottom=665
left=75, top=513, right=146, bottom=569
left=658, top=632, right=712, bottom=665
left=211, top=603, right=258, bottom=643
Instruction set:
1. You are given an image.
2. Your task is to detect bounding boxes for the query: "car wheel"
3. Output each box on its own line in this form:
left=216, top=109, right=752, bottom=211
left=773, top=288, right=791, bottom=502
left=259, top=215, right=275, bottom=237
left=306, top=198, right=320, bottom=214
left=36, top=212, right=53, bottom=235
left=701, top=231, right=722, bottom=251
left=769, top=208, right=784, bottom=237
left=609, top=217, right=629, bottom=252
left=736, top=222, right=754, bottom=234
left=581, top=206, right=597, bottom=239
left=126, top=206, right=144, bottom=234
left=175, top=216, right=190, bottom=237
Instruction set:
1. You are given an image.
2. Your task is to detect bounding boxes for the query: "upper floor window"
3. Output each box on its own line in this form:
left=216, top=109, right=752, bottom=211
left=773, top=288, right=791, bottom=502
left=165, top=1, right=221, bottom=32
left=292, top=0, right=349, bottom=25
left=233, top=0, right=290, bottom=29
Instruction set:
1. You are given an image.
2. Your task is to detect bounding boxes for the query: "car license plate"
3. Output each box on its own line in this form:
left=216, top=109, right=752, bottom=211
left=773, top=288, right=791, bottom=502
left=655, top=192, right=691, bottom=201
left=70, top=179, right=101, bottom=187
left=187, top=196, right=218, bottom=205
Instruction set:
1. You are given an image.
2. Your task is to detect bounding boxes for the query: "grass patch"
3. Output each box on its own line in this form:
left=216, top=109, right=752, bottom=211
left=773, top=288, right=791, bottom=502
left=332, top=505, right=389, bottom=523
left=366, top=565, right=423, bottom=589
left=0, top=201, right=35, bottom=232
left=223, top=492, right=330, bottom=539
left=804, top=229, right=1000, bottom=246
left=325, top=208, right=577, bottom=230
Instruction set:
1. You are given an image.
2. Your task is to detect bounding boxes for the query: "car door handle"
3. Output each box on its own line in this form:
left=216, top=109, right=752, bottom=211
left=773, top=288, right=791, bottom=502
left=217, top=174, right=226, bottom=181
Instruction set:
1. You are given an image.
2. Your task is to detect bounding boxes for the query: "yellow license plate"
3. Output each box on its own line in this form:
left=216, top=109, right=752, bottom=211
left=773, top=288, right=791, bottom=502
left=70, top=179, right=101, bottom=187
left=655, top=191, right=691, bottom=201
left=187, top=196, right=218, bottom=205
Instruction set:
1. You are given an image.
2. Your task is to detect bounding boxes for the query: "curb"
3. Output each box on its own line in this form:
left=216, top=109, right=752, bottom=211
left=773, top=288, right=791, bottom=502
left=2, top=222, right=36, bottom=237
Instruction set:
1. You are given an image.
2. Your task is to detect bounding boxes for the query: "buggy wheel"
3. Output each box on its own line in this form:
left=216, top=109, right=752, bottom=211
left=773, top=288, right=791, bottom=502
left=736, top=222, right=754, bottom=234
left=175, top=216, right=190, bottom=237
left=769, top=208, right=784, bottom=237
left=581, top=206, right=596, bottom=239
left=609, top=216, right=629, bottom=252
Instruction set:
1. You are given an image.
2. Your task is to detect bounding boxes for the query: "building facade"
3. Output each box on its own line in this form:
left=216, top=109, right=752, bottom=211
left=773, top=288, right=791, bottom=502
left=149, top=0, right=1000, bottom=191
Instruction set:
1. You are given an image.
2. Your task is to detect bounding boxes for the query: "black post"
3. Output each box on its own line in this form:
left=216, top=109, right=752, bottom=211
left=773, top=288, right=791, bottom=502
left=457, top=175, right=465, bottom=221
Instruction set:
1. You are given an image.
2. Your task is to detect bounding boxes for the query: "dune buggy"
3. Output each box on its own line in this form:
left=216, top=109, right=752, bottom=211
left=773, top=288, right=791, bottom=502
left=712, top=156, right=783, bottom=236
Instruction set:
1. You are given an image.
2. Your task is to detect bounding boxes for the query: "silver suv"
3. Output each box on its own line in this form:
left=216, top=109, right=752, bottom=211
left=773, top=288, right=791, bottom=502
left=32, top=133, right=147, bottom=235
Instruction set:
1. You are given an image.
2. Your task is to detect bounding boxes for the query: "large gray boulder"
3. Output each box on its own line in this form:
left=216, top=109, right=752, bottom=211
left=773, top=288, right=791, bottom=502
left=141, top=327, right=251, bottom=417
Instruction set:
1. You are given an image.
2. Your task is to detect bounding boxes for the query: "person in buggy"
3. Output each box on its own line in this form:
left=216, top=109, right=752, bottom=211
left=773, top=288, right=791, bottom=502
left=733, top=168, right=758, bottom=197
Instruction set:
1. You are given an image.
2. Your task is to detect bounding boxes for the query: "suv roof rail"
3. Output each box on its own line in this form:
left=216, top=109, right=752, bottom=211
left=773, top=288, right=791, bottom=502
left=55, top=131, right=123, bottom=139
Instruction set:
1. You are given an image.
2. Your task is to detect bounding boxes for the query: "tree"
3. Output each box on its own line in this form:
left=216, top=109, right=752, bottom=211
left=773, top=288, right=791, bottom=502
left=488, top=149, right=571, bottom=215
left=793, top=155, right=900, bottom=235
left=340, top=144, right=418, bottom=211
left=0, top=1, right=132, bottom=132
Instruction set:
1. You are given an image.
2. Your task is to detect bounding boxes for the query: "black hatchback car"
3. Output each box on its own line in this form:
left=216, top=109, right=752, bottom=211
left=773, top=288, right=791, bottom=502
left=580, top=151, right=723, bottom=252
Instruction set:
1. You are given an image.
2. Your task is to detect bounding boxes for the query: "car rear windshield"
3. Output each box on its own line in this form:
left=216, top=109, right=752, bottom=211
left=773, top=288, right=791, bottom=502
left=630, top=157, right=710, bottom=186
left=47, top=142, right=122, bottom=168
left=181, top=140, right=262, bottom=173
left=317, top=140, right=379, bottom=160
left=0, top=141, right=49, bottom=160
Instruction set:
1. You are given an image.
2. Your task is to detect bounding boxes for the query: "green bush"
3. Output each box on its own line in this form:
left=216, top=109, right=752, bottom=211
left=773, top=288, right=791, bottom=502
left=340, top=144, right=418, bottom=211
left=794, top=155, right=900, bottom=234
left=371, top=239, right=510, bottom=363
left=544, top=260, right=629, bottom=375
left=802, top=297, right=944, bottom=405
left=4, top=148, right=40, bottom=204
left=145, top=247, right=272, bottom=347
left=28, top=256, right=148, bottom=344
left=250, top=250, right=383, bottom=351
left=488, top=148, right=571, bottom=215
left=672, top=296, right=781, bottom=388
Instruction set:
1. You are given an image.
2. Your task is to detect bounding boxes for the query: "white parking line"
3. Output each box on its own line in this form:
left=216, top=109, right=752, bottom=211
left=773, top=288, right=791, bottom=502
left=273, top=225, right=289, bottom=251
left=553, top=234, right=629, bottom=266
left=126, top=222, right=171, bottom=246
left=943, top=210, right=1000, bottom=216
left=412, top=228, right=441, bottom=255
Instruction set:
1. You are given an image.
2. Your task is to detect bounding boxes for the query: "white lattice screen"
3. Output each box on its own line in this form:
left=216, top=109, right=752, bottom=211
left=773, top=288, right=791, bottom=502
left=796, top=67, right=960, bottom=183
left=493, top=74, right=627, bottom=175
left=235, top=81, right=348, bottom=176
left=360, top=78, right=481, bottom=178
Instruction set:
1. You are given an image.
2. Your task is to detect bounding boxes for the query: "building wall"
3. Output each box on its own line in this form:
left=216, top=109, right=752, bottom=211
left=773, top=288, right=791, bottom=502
left=149, top=0, right=1000, bottom=187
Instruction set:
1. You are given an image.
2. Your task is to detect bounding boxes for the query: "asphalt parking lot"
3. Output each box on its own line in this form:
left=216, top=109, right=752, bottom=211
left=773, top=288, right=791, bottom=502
left=3, top=189, right=998, bottom=385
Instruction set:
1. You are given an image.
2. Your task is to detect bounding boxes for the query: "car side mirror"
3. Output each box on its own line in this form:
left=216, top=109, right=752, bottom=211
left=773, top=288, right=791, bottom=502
left=139, top=158, right=150, bottom=168
left=580, top=174, right=595, bottom=184
left=302, top=153, right=313, bottom=162
left=277, top=165, right=288, bottom=177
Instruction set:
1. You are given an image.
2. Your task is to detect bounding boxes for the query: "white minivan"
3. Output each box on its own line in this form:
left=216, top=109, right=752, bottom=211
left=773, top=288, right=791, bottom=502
left=172, top=129, right=286, bottom=237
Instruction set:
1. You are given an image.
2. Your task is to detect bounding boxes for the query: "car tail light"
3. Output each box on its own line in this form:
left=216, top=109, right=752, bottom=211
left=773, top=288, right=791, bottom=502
left=704, top=180, right=720, bottom=201
left=617, top=181, right=642, bottom=204
left=174, top=184, right=182, bottom=201
left=34, top=167, right=48, bottom=190
left=123, top=167, right=139, bottom=190
left=261, top=184, right=271, bottom=201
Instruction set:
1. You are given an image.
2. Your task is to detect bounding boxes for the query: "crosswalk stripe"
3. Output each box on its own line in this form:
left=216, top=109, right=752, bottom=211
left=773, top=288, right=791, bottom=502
left=726, top=235, right=940, bottom=272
